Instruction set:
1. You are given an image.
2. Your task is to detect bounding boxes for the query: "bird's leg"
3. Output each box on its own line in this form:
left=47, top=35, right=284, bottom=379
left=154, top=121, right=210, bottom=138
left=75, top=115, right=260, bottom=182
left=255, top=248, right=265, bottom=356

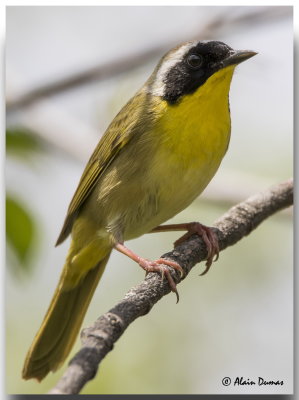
left=114, top=242, right=183, bottom=302
left=150, top=222, right=219, bottom=275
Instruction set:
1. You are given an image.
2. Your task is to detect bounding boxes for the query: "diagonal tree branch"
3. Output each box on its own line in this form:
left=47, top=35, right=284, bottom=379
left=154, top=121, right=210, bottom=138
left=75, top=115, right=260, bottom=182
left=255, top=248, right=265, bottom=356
left=49, top=179, right=293, bottom=395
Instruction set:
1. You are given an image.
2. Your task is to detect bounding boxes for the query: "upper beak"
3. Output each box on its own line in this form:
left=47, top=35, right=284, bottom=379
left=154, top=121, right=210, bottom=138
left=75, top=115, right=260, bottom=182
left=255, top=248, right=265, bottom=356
left=222, top=50, right=257, bottom=68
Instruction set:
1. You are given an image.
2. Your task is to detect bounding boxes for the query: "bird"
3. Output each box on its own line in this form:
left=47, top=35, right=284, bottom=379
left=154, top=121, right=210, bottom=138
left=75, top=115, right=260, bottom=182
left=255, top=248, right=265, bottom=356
left=22, top=39, right=256, bottom=381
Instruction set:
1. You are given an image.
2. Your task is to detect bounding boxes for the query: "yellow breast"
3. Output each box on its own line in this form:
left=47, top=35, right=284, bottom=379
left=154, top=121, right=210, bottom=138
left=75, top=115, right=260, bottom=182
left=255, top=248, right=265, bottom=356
left=157, top=66, right=234, bottom=165
left=149, top=66, right=235, bottom=211
left=84, top=66, right=236, bottom=241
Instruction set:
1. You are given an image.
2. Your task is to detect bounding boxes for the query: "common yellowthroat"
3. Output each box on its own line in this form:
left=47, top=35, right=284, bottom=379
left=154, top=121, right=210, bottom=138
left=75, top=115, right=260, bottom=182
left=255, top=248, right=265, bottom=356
left=22, top=40, right=256, bottom=381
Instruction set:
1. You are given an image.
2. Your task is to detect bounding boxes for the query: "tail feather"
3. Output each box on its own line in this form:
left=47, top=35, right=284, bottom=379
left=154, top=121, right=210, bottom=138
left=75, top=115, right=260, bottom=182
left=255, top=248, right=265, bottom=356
left=22, top=253, right=111, bottom=381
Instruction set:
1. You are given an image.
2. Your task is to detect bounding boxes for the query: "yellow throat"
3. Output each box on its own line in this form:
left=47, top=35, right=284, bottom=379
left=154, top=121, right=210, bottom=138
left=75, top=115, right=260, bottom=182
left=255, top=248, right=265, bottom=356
left=158, top=65, right=235, bottom=166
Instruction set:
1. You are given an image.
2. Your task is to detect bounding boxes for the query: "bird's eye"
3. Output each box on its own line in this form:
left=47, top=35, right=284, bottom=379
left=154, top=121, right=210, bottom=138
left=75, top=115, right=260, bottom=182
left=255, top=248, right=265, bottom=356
left=187, top=53, right=203, bottom=69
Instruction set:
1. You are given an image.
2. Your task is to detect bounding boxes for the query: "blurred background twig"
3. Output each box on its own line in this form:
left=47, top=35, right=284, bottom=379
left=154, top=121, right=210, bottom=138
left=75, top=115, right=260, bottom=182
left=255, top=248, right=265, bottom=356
left=6, top=6, right=290, bottom=112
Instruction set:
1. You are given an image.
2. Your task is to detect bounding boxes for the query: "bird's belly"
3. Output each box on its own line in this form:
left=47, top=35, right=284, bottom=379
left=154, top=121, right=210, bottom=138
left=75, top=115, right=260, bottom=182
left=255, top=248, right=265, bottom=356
left=88, top=89, right=231, bottom=242
left=121, top=134, right=228, bottom=240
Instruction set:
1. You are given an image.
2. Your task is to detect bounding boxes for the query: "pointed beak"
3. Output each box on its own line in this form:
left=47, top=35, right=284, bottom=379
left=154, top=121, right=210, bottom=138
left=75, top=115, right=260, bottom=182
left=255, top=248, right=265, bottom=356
left=222, top=50, right=257, bottom=68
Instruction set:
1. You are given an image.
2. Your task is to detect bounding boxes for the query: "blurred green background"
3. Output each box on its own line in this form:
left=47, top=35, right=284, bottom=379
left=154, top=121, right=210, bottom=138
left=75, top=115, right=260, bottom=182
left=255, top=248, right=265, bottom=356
left=6, top=6, right=293, bottom=395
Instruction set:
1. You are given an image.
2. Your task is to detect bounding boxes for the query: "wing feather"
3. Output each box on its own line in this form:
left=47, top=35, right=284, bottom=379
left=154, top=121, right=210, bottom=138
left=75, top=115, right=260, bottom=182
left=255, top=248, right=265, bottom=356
left=56, top=91, right=147, bottom=245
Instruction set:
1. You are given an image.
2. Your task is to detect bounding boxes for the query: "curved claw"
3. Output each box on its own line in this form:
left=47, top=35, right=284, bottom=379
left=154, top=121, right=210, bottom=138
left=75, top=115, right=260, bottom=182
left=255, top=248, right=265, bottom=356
left=199, top=261, right=211, bottom=276
left=164, top=269, right=180, bottom=303
left=202, top=225, right=219, bottom=272
left=138, top=258, right=182, bottom=302
left=173, top=222, right=219, bottom=275
left=114, top=243, right=182, bottom=302
left=155, top=258, right=184, bottom=278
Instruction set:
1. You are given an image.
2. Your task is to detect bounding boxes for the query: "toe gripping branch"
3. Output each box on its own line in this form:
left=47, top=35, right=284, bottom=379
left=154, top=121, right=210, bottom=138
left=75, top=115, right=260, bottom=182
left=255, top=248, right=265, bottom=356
left=153, top=222, right=220, bottom=275
left=115, top=222, right=219, bottom=303
left=115, top=243, right=183, bottom=302
left=174, top=222, right=219, bottom=276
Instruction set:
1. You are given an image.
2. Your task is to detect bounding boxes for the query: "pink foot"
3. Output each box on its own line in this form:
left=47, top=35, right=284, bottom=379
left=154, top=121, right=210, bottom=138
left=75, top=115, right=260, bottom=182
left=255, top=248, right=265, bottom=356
left=114, top=242, right=183, bottom=302
left=174, top=222, right=219, bottom=275
left=138, top=257, right=183, bottom=303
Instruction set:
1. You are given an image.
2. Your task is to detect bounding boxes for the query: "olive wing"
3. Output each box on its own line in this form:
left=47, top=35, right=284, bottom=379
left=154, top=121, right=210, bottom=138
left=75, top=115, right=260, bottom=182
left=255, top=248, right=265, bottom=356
left=56, top=91, right=145, bottom=245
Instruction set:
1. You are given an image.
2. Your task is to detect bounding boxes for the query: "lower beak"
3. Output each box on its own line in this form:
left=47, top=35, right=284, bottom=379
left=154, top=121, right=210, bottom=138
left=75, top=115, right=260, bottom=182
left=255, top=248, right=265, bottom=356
left=222, top=50, right=257, bottom=67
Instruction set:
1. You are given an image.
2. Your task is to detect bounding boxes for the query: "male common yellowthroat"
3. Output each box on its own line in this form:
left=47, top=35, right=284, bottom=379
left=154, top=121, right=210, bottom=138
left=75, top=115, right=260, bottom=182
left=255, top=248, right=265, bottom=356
left=22, top=40, right=256, bottom=381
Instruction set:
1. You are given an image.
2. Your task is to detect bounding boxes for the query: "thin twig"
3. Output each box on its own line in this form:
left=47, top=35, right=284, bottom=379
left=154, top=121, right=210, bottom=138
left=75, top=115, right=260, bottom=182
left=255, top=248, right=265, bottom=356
left=49, top=179, right=293, bottom=395
left=6, top=6, right=291, bottom=112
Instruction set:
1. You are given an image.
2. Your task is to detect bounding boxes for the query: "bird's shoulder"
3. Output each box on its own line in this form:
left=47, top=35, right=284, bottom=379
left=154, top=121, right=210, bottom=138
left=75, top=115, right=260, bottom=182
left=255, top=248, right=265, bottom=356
left=56, top=88, right=161, bottom=245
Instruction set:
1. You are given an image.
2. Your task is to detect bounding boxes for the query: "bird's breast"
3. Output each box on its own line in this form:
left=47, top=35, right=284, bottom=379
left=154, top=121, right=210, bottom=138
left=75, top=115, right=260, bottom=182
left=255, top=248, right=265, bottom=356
left=150, top=68, right=233, bottom=203
left=92, top=68, right=234, bottom=241
left=119, top=80, right=232, bottom=239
